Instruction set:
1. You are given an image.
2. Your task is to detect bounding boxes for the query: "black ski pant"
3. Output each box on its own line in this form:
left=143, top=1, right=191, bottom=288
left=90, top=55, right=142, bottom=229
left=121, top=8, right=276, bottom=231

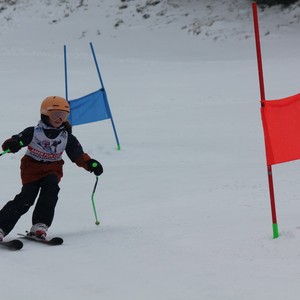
left=0, top=174, right=60, bottom=236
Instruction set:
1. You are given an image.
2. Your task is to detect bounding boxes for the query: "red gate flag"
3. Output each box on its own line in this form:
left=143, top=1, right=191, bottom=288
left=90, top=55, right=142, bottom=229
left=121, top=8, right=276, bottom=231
left=261, top=93, right=300, bottom=165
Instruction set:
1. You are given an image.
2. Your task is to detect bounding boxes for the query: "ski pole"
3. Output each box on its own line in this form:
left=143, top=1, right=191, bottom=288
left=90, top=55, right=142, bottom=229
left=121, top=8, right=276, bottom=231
left=0, top=149, right=10, bottom=157
left=91, top=175, right=100, bottom=225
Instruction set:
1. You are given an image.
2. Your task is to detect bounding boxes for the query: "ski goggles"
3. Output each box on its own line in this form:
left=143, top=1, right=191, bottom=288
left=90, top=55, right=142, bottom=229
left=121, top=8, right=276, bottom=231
left=48, top=110, right=69, bottom=122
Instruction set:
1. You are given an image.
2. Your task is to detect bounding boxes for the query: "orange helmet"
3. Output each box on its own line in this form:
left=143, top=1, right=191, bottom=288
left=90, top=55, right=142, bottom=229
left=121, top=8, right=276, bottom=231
left=40, top=96, right=70, bottom=116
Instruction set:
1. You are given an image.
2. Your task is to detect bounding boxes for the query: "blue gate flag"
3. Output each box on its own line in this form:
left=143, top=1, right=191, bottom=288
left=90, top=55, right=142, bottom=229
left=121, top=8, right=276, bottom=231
left=64, top=42, right=121, bottom=150
left=69, top=89, right=111, bottom=126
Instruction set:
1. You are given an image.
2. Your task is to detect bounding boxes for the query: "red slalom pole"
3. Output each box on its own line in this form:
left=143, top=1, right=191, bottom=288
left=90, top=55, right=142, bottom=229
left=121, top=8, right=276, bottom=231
left=252, top=2, right=279, bottom=238
left=252, top=2, right=266, bottom=101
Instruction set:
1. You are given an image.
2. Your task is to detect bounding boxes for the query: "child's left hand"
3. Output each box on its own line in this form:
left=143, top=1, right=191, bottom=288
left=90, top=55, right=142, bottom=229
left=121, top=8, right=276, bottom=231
left=86, top=159, right=103, bottom=176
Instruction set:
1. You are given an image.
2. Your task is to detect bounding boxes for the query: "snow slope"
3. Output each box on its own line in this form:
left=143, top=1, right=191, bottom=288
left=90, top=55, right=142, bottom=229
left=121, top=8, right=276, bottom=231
left=1, top=0, right=300, bottom=299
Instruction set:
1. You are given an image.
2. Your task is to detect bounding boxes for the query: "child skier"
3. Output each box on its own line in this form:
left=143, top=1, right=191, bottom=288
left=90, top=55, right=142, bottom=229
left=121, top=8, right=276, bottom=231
left=0, top=96, right=103, bottom=241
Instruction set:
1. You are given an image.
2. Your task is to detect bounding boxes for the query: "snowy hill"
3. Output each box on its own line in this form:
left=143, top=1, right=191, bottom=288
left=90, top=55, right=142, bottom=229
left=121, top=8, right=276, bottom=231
left=1, top=0, right=300, bottom=41
left=1, top=1, right=300, bottom=300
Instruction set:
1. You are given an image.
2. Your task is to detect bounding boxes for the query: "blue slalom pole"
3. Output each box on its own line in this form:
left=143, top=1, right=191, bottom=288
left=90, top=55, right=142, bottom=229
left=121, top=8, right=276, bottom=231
left=64, top=45, right=69, bottom=101
left=90, top=42, right=121, bottom=150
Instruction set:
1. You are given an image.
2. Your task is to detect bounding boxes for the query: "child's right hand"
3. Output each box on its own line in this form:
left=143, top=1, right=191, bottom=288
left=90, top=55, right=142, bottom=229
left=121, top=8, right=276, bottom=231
left=2, top=138, right=22, bottom=153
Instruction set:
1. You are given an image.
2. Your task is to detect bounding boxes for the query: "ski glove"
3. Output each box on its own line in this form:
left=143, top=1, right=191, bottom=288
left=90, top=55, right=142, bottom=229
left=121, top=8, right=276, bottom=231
left=2, top=138, right=22, bottom=153
left=86, top=159, right=103, bottom=176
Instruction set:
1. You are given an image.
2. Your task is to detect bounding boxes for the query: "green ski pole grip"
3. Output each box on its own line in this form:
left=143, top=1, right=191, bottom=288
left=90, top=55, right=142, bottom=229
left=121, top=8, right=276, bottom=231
left=92, top=162, right=98, bottom=168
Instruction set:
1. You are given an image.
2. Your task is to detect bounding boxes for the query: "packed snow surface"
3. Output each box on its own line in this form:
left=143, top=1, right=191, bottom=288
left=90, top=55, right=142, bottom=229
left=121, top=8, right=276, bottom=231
left=1, top=0, right=300, bottom=299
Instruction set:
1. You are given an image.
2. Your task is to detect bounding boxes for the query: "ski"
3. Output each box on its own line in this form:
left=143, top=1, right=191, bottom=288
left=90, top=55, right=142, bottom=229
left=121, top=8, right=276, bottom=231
left=17, top=233, right=63, bottom=246
left=0, top=239, right=23, bottom=250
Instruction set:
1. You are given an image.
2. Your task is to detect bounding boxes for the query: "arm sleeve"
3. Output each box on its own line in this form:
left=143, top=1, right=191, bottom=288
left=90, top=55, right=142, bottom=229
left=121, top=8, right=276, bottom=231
left=65, top=134, right=91, bottom=170
left=11, top=127, right=34, bottom=147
